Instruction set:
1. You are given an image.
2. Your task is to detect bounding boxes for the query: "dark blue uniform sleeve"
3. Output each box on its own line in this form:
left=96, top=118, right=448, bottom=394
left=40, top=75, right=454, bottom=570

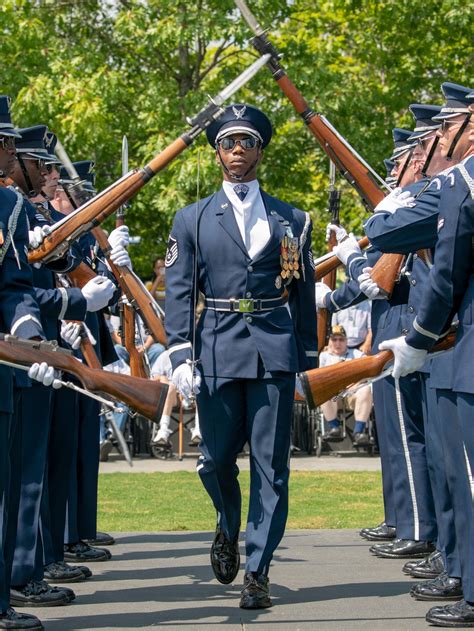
left=0, top=190, right=44, bottom=339
left=323, top=277, right=367, bottom=313
left=288, top=219, right=318, bottom=369
left=165, top=209, right=195, bottom=371
left=364, top=178, right=442, bottom=253
left=406, top=166, right=472, bottom=350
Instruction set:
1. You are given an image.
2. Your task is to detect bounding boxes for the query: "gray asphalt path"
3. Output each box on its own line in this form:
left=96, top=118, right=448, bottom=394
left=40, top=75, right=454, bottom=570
left=100, top=453, right=382, bottom=473
left=27, top=529, right=435, bottom=630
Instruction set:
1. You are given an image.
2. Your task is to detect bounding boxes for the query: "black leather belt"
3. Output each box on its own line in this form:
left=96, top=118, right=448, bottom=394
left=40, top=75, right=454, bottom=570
left=204, top=296, right=286, bottom=313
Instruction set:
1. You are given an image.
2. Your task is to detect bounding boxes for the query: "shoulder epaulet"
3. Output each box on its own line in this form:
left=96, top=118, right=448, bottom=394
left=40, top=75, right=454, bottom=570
left=0, top=189, right=24, bottom=265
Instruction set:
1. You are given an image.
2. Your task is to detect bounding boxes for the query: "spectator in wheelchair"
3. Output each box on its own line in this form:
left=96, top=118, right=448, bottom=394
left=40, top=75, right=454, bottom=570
left=150, top=349, right=201, bottom=448
left=319, top=325, right=373, bottom=446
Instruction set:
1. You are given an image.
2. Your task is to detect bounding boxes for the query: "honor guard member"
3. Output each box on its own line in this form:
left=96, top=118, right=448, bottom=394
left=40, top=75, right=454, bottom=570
left=363, top=85, right=472, bottom=591
left=53, top=160, right=121, bottom=563
left=0, top=96, right=47, bottom=630
left=7, top=126, right=114, bottom=608
left=325, top=124, right=440, bottom=559
left=165, top=104, right=317, bottom=608
left=381, top=86, right=474, bottom=627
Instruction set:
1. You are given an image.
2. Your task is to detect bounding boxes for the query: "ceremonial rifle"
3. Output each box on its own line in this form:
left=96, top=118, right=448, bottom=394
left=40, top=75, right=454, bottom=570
left=115, top=134, right=149, bottom=377
left=317, top=160, right=340, bottom=352
left=234, top=0, right=405, bottom=294
left=0, top=334, right=168, bottom=422
left=27, top=54, right=271, bottom=266
left=54, top=143, right=168, bottom=346
left=300, top=329, right=456, bottom=409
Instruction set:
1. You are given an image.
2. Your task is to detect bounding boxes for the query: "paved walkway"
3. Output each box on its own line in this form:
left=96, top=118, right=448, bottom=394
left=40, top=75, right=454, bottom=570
left=100, top=453, right=382, bottom=473
left=29, top=529, right=434, bottom=630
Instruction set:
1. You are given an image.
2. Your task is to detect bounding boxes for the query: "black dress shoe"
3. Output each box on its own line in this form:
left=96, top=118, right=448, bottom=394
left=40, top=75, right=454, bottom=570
left=411, top=573, right=463, bottom=601
left=404, top=550, right=445, bottom=578
left=239, top=572, right=272, bottom=609
left=426, top=599, right=474, bottom=626
left=373, top=539, right=435, bottom=559
left=85, top=532, right=115, bottom=547
left=64, top=541, right=111, bottom=562
left=360, top=522, right=396, bottom=541
left=44, top=561, right=85, bottom=583
left=0, top=608, right=43, bottom=630
left=210, top=527, right=240, bottom=584
left=10, top=581, right=68, bottom=607
left=369, top=541, right=391, bottom=555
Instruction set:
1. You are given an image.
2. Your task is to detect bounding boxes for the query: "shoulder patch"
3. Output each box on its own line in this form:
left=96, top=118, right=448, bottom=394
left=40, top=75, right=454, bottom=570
left=165, top=235, right=178, bottom=268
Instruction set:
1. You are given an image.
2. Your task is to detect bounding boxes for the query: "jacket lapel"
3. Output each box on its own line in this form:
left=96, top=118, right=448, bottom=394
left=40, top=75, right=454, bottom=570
left=215, top=188, right=249, bottom=258
left=251, top=190, right=288, bottom=263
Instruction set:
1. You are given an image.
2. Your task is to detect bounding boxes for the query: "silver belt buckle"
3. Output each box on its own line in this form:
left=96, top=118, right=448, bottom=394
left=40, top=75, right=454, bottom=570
left=238, top=299, right=254, bottom=313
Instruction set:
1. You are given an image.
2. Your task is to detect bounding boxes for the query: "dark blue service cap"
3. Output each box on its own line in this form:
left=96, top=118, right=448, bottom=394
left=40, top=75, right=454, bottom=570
left=44, top=131, right=62, bottom=165
left=15, top=125, right=56, bottom=161
left=0, top=96, right=22, bottom=138
left=432, top=82, right=474, bottom=120
left=390, top=128, right=415, bottom=160
left=206, top=103, right=272, bottom=149
left=407, top=104, right=442, bottom=141
left=59, top=160, right=96, bottom=193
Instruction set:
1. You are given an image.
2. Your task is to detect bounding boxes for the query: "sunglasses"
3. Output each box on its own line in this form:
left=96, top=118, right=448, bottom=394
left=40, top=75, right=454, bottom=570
left=23, top=157, right=48, bottom=170
left=440, top=118, right=464, bottom=133
left=0, top=136, right=15, bottom=150
left=217, top=136, right=259, bottom=151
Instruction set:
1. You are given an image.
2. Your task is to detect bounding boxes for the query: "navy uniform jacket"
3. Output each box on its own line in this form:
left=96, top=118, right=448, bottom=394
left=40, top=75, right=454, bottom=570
left=0, top=187, right=45, bottom=412
left=407, top=155, right=474, bottom=394
left=165, top=187, right=318, bottom=378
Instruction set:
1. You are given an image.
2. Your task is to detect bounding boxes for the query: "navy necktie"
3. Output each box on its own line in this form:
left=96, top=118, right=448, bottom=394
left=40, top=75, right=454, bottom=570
left=233, top=183, right=249, bottom=201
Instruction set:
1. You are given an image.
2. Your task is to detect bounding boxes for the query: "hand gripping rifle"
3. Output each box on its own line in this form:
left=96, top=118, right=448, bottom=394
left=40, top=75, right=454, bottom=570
left=317, top=160, right=340, bottom=352
left=234, top=0, right=405, bottom=295
left=0, top=334, right=168, bottom=422
left=27, top=54, right=271, bottom=266
left=299, top=328, right=456, bottom=409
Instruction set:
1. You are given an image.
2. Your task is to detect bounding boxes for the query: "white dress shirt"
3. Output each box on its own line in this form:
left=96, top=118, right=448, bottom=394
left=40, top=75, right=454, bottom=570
left=222, top=179, right=270, bottom=260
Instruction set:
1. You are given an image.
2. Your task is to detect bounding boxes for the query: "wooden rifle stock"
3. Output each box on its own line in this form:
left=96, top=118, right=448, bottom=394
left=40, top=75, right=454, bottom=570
left=369, top=253, right=405, bottom=296
left=0, top=335, right=168, bottom=422
left=122, top=302, right=149, bottom=379
left=28, top=137, right=188, bottom=265
left=67, top=262, right=97, bottom=288
left=92, top=227, right=167, bottom=346
left=300, top=330, right=457, bottom=409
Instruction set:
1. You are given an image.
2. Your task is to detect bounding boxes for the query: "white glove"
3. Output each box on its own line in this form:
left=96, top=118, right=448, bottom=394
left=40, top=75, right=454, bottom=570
left=315, top=282, right=332, bottom=309
left=357, top=266, right=386, bottom=300
left=326, top=223, right=348, bottom=244
left=28, top=362, right=62, bottom=389
left=374, top=188, right=416, bottom=214
left=108, top=225, right=130, bottom=249
left=171, top=362, right=201, bottom=400
left=110, top=244, right=131, bottom=268
left=28, top=225, right=51, bottom=249
left=379, top=336, right=428, bottom=379
left=81, top=276, right=115, bottom=312
left=60, top=322, right=82, bottom=350
left=332, top=234, right=362, bottom=266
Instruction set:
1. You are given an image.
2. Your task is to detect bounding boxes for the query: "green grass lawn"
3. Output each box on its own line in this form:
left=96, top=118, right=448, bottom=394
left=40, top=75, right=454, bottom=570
left=97, top=471, right=384, bottom=532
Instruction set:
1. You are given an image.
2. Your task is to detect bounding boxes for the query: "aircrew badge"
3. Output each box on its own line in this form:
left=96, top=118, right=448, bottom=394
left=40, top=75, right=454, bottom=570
left=279, top=227, right=300, bottom=283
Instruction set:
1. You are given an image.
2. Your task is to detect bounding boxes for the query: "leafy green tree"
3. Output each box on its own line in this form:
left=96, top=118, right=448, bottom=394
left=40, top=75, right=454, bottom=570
left=1, top=0, right=471, bottom=277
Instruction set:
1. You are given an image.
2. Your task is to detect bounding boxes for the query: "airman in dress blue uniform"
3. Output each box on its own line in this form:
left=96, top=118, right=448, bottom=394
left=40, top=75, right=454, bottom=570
left=322, top=122, right=439, bottom=559
left=6, top=125, right=115, bottom=608
left=364, top=84, right=473, bottom=598
left=0, top=96, right=46, bottom=631
left=381, top=84, right=474, bottom=627
left=165, top=104, right=317, bottom=608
